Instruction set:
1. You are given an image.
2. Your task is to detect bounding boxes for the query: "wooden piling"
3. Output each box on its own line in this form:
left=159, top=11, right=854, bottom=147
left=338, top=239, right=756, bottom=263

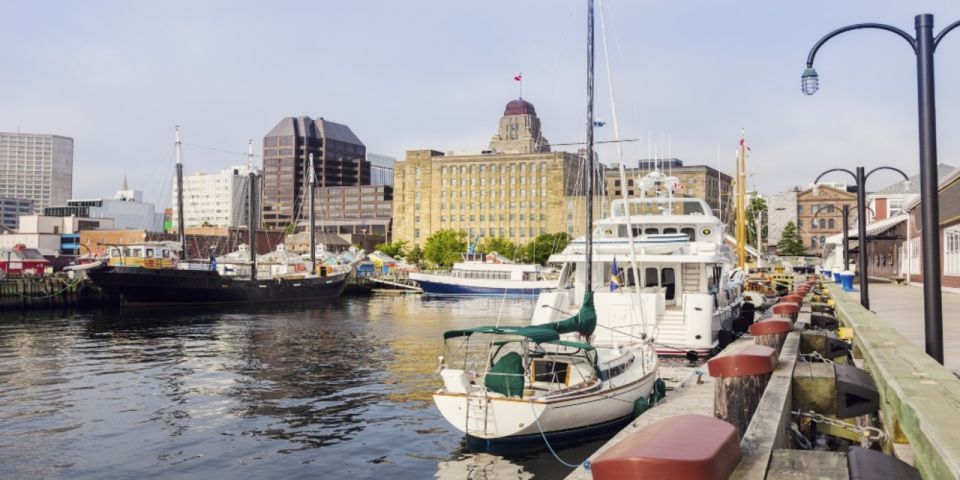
left=749, top=318, right=794, bottom=355
left=707, top=344, right=778, bottom=439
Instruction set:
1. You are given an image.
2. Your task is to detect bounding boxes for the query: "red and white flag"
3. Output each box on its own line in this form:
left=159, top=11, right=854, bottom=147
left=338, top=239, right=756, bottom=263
left=514, top=73, right=522, bottom=82
left=739, top=131, right=752, bottom=152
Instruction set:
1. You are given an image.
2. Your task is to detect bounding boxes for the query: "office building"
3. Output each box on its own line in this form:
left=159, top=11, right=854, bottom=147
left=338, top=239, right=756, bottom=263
left=367, top=153, right=395, bottom=186
left=0, top=197, right=33, bottom=231
left=0, top=132, right=73, bottom=213
left=261, top=117, right=369, bottom=229
left=171, top=165, right=257, bottom=230
left=306, top=184, right=393, bottom=251
left=393, top=98, right=593, bottom=246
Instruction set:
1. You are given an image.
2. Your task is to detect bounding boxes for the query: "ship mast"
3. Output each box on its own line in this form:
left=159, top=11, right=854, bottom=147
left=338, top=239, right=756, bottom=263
left=175, top=126, right=186, bottom=260
left=309, top=153, right=317, bottom=274
left=584, top=0, right=595, bottom=293
left=736, top=130, right=747, bottom=269
left=248, top=140, right=257, bottom=280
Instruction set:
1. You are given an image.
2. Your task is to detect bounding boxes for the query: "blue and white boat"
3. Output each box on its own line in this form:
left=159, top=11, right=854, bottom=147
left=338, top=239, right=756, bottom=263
left=410, top=253, right=557, bottom=297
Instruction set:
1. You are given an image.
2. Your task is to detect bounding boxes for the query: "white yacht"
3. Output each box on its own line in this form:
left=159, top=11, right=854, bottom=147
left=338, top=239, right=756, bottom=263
left=409, top=253, right=557, bottom=297
left=530, top=171, right=743, bottom=357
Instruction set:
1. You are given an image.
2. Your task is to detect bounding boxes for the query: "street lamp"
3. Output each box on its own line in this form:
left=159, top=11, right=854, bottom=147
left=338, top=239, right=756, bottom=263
left=803, top=14, right=960, bottom=364
left=813, top=167, right=908, bottom=310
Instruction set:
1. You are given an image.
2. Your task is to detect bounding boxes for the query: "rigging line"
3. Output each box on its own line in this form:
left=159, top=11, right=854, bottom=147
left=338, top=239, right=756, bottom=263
left=182, top=142, right=263, bottom=158
left=527, top=401, right=588, bottom=469
left=598, top=0, right=648, bottom=336
left=552, top=138, right=642, bottom=147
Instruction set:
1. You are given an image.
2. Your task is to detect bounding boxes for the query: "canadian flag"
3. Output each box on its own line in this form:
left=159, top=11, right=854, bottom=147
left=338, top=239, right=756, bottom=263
left=514, top=73, right=522, bottom=82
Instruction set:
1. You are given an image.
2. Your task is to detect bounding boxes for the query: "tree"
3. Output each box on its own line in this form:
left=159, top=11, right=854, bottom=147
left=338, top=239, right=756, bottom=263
left=746, top=196, right=768, bottom=248
left=375, top=240, right=409, bottom=259
left=519, top=232, right=571, bottom=265
left=477, top=237, right=520, bottom=261
left=777, top=221, right=806, bottom=256
left=423, top=229, right=467, bottom=268
left=406, top=245, right=424, bottom=267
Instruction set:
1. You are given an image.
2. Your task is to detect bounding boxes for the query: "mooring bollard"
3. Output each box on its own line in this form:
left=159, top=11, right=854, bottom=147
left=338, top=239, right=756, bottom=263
left=707, top=345, right=778, bottom=440
left=771, top=302, right=800, bottom=321
left=782, top=294, right=804, bottom=305
left=590, top=414, right=742, bottom=480
left=749, top=318, right=793, bottom=355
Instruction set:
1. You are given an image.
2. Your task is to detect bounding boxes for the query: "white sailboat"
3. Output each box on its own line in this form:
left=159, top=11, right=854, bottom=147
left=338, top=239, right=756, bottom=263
left=432, top=0, right=661, bottom=449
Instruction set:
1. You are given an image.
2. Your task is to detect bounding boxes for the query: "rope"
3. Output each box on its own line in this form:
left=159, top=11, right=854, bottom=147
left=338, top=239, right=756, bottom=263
left=527, top=400, right=589, bottom=469
left=14, top=277, right=85, bottom=299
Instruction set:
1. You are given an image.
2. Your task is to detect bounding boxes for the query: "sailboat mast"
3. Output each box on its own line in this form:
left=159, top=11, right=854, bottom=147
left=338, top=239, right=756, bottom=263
left=736, top=130, right=747, bottom=269
left=175, top=126, right=186, bottom=260
left=248, top=140, right=257, bottom=280
left=585, top=0, right=595, bottom=293
left=309, top=153, right=317, bottom=274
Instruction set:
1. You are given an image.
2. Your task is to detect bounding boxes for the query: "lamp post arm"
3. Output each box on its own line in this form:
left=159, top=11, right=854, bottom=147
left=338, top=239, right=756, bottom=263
left=934, top=19, right=960, bottom=50
left=806, top=23, right=917, bottom=67
left=865, top=166, right=910, bottom=182
left=814, top=168, right=857, bottom=184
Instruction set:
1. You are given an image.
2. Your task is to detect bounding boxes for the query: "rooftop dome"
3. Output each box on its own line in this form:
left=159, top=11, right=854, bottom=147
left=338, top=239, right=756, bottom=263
left=504, top=98, right=536, bottom=116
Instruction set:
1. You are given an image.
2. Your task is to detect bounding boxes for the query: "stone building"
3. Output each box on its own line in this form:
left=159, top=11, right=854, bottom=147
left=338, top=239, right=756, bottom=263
left=261, top=117, right=369, bottom=229
left=393, top=99, right=594, bottom=246
left=602, top=159, right=732, bottom=218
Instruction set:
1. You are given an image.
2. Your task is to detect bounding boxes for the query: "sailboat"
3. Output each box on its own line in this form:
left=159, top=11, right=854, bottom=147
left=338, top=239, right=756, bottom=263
left=432, top=0, right=661, bottom=450
left=85, top=128, right=350, bottom=305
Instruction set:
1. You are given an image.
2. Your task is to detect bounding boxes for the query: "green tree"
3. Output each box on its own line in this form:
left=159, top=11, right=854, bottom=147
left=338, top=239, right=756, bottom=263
left=777, top=221, right=806, bottom=256
left=375, top=240, right=409, bottom=259
left=423, top=229, right=467, bottom=268
left=746, top=196, right=768, bottom=248
left=519, top=232, right=571, bottom=265
left=477, top=237, right=520, bottom=261
left=406, top=245, right=424, bottom=267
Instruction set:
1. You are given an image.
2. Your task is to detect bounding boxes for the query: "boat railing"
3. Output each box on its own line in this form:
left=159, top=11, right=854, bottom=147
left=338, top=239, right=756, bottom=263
left=422, top=269, right=513, bottom=281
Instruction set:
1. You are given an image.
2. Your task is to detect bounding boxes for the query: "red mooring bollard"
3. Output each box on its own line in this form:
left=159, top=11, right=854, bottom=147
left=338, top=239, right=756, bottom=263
left=771, top=302, right=800, bottom=321
left=749, top=318, right=793, bottom=355
left=590, top=414, right=742, bottom=480
left=707, top=345, right=779, bottom=439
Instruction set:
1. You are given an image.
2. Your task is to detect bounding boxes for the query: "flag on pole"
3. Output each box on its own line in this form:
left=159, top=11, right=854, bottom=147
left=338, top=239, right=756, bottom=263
left=514, top=73, right=522, bottom=81
left=610, top=256, right=621, bottom=292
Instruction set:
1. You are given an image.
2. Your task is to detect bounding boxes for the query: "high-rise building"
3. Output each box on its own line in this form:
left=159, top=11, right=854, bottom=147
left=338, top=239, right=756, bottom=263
left=0, top=132, right=73, bottom=213
left=393, top=98, right=594, bottom=246
left=171, top=165, right=258, bottom=229
left=261, top=117, right=368, bottom=229
left=367, top=153, right=395, bottom=186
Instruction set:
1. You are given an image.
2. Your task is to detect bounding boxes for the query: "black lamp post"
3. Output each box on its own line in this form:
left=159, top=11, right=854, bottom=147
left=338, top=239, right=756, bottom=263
left=803, top=14, right=959, bottom=364
left=814, top=167, right=908, bottom=310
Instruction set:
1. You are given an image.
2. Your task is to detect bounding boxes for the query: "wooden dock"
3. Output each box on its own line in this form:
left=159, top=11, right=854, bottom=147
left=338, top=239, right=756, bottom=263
left=566, top=276, right=959, bottom=479
left=0, top=275, right=103, bottom=311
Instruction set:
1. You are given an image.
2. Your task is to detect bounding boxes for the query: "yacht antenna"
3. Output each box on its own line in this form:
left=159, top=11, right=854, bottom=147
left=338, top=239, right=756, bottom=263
left=584, top=0, right=595, bottom=293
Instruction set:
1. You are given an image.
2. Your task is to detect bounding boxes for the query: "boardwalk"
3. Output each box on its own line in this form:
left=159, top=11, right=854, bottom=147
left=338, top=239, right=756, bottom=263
left=844, top=283, right=960, bottom=374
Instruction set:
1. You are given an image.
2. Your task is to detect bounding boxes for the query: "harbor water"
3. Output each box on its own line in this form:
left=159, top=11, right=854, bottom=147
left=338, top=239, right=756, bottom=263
left=0, top=296, right=605, bottom=479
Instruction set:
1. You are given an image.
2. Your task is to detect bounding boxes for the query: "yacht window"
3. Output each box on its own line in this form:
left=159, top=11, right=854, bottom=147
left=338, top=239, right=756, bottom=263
left=131, top=248, right=142, bottom=257
left=145, top=249, right=154, bottom=258
left=618, top=225, right=628, bottom=237
left=681, top=227, right=695, bottom=240
left=622, top=266, right=637, bottom=287
left=644, top=228, right=659, bottom=235
left=661, top=268, right=676, bottom=300
left=531, top=360, right=569, bottom=384
left=644, top=267, right=658, bottom=287
left=663, top=227, right=678, bottom=234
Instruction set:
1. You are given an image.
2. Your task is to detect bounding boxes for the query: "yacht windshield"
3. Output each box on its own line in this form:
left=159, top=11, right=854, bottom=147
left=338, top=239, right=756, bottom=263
left=612, top=199, right=709, bottom=216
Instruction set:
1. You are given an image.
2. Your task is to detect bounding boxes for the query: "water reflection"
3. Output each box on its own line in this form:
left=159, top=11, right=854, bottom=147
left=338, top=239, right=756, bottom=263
left=0, top=296, right=600, bottom=479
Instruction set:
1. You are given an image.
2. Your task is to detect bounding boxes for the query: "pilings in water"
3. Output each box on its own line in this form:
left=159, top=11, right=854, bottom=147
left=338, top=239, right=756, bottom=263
left=0, top=276, right=102, bottom=312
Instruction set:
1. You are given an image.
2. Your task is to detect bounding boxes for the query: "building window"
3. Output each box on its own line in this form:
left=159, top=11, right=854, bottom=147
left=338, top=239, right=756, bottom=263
left=945, top=225, right=960, bottom=276
left=828, top=219, right=835, bottom=229
left=811, top=237, right=818, bottom=248
left=889, top=198, right=905, bottom=217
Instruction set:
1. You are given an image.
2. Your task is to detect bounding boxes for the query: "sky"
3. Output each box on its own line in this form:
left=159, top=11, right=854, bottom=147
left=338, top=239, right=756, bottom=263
left=3, top=1, right=960, bottom=209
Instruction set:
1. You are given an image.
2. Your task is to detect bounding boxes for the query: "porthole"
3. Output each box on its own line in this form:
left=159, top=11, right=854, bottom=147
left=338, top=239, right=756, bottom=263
left=701, top=227, right=712, bottom=236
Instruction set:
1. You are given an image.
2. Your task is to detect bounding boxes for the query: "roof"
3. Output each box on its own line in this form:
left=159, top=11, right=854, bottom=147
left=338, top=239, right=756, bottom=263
left=443, top=325, right=594, bottom=350
left=504, top=98, right=536, bottom=116
left=264, top=117, right=365, bottom=146
left=0, top=247, right=49, bottom=262
left=905, top=163, right=960, bottom=211
left=871, top=163, right=955, bottom=196
left=824, top=214, right=907, bottom=244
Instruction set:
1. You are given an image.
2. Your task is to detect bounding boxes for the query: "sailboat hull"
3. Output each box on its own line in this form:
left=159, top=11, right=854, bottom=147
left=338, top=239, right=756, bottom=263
left=87, top=265, right=348, bottom=305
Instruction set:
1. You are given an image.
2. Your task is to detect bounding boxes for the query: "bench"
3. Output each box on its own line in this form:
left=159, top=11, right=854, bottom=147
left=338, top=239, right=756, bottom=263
left=890, top=275, right=907, bottom=285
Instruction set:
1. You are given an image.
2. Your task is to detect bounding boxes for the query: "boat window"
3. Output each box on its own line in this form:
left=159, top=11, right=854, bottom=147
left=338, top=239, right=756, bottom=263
left=131, top=248, right=142, bottom=257
left=531, top=360, right=569, bottom=384
left=644, top=228, right=659, bottom=235
left=663, top=227, right=678, bottom=234
left=622, top=266, right=637, bottom=287
left=644, top=267, right=658, bottom=287
left=122, top=248, right=131, bottom=257
left=681, top=227, right=695, bottom=240
left=145, top=249, right=154, bottom=258
left=618, top=225, right=628, bottom=237
left=109, top=248, right=120, bottom=257
left=661, top=268, right=676, bottom=300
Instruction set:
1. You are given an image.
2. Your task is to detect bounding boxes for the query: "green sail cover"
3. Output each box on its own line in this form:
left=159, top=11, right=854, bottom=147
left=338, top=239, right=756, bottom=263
left=547, top=291, right=597, bottom=337
left=484, top=351, right=525, bottom=398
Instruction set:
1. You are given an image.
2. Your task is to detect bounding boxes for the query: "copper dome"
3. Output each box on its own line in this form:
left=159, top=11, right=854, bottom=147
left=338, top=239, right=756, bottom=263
left=504, top=99, right=536, bottom=116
